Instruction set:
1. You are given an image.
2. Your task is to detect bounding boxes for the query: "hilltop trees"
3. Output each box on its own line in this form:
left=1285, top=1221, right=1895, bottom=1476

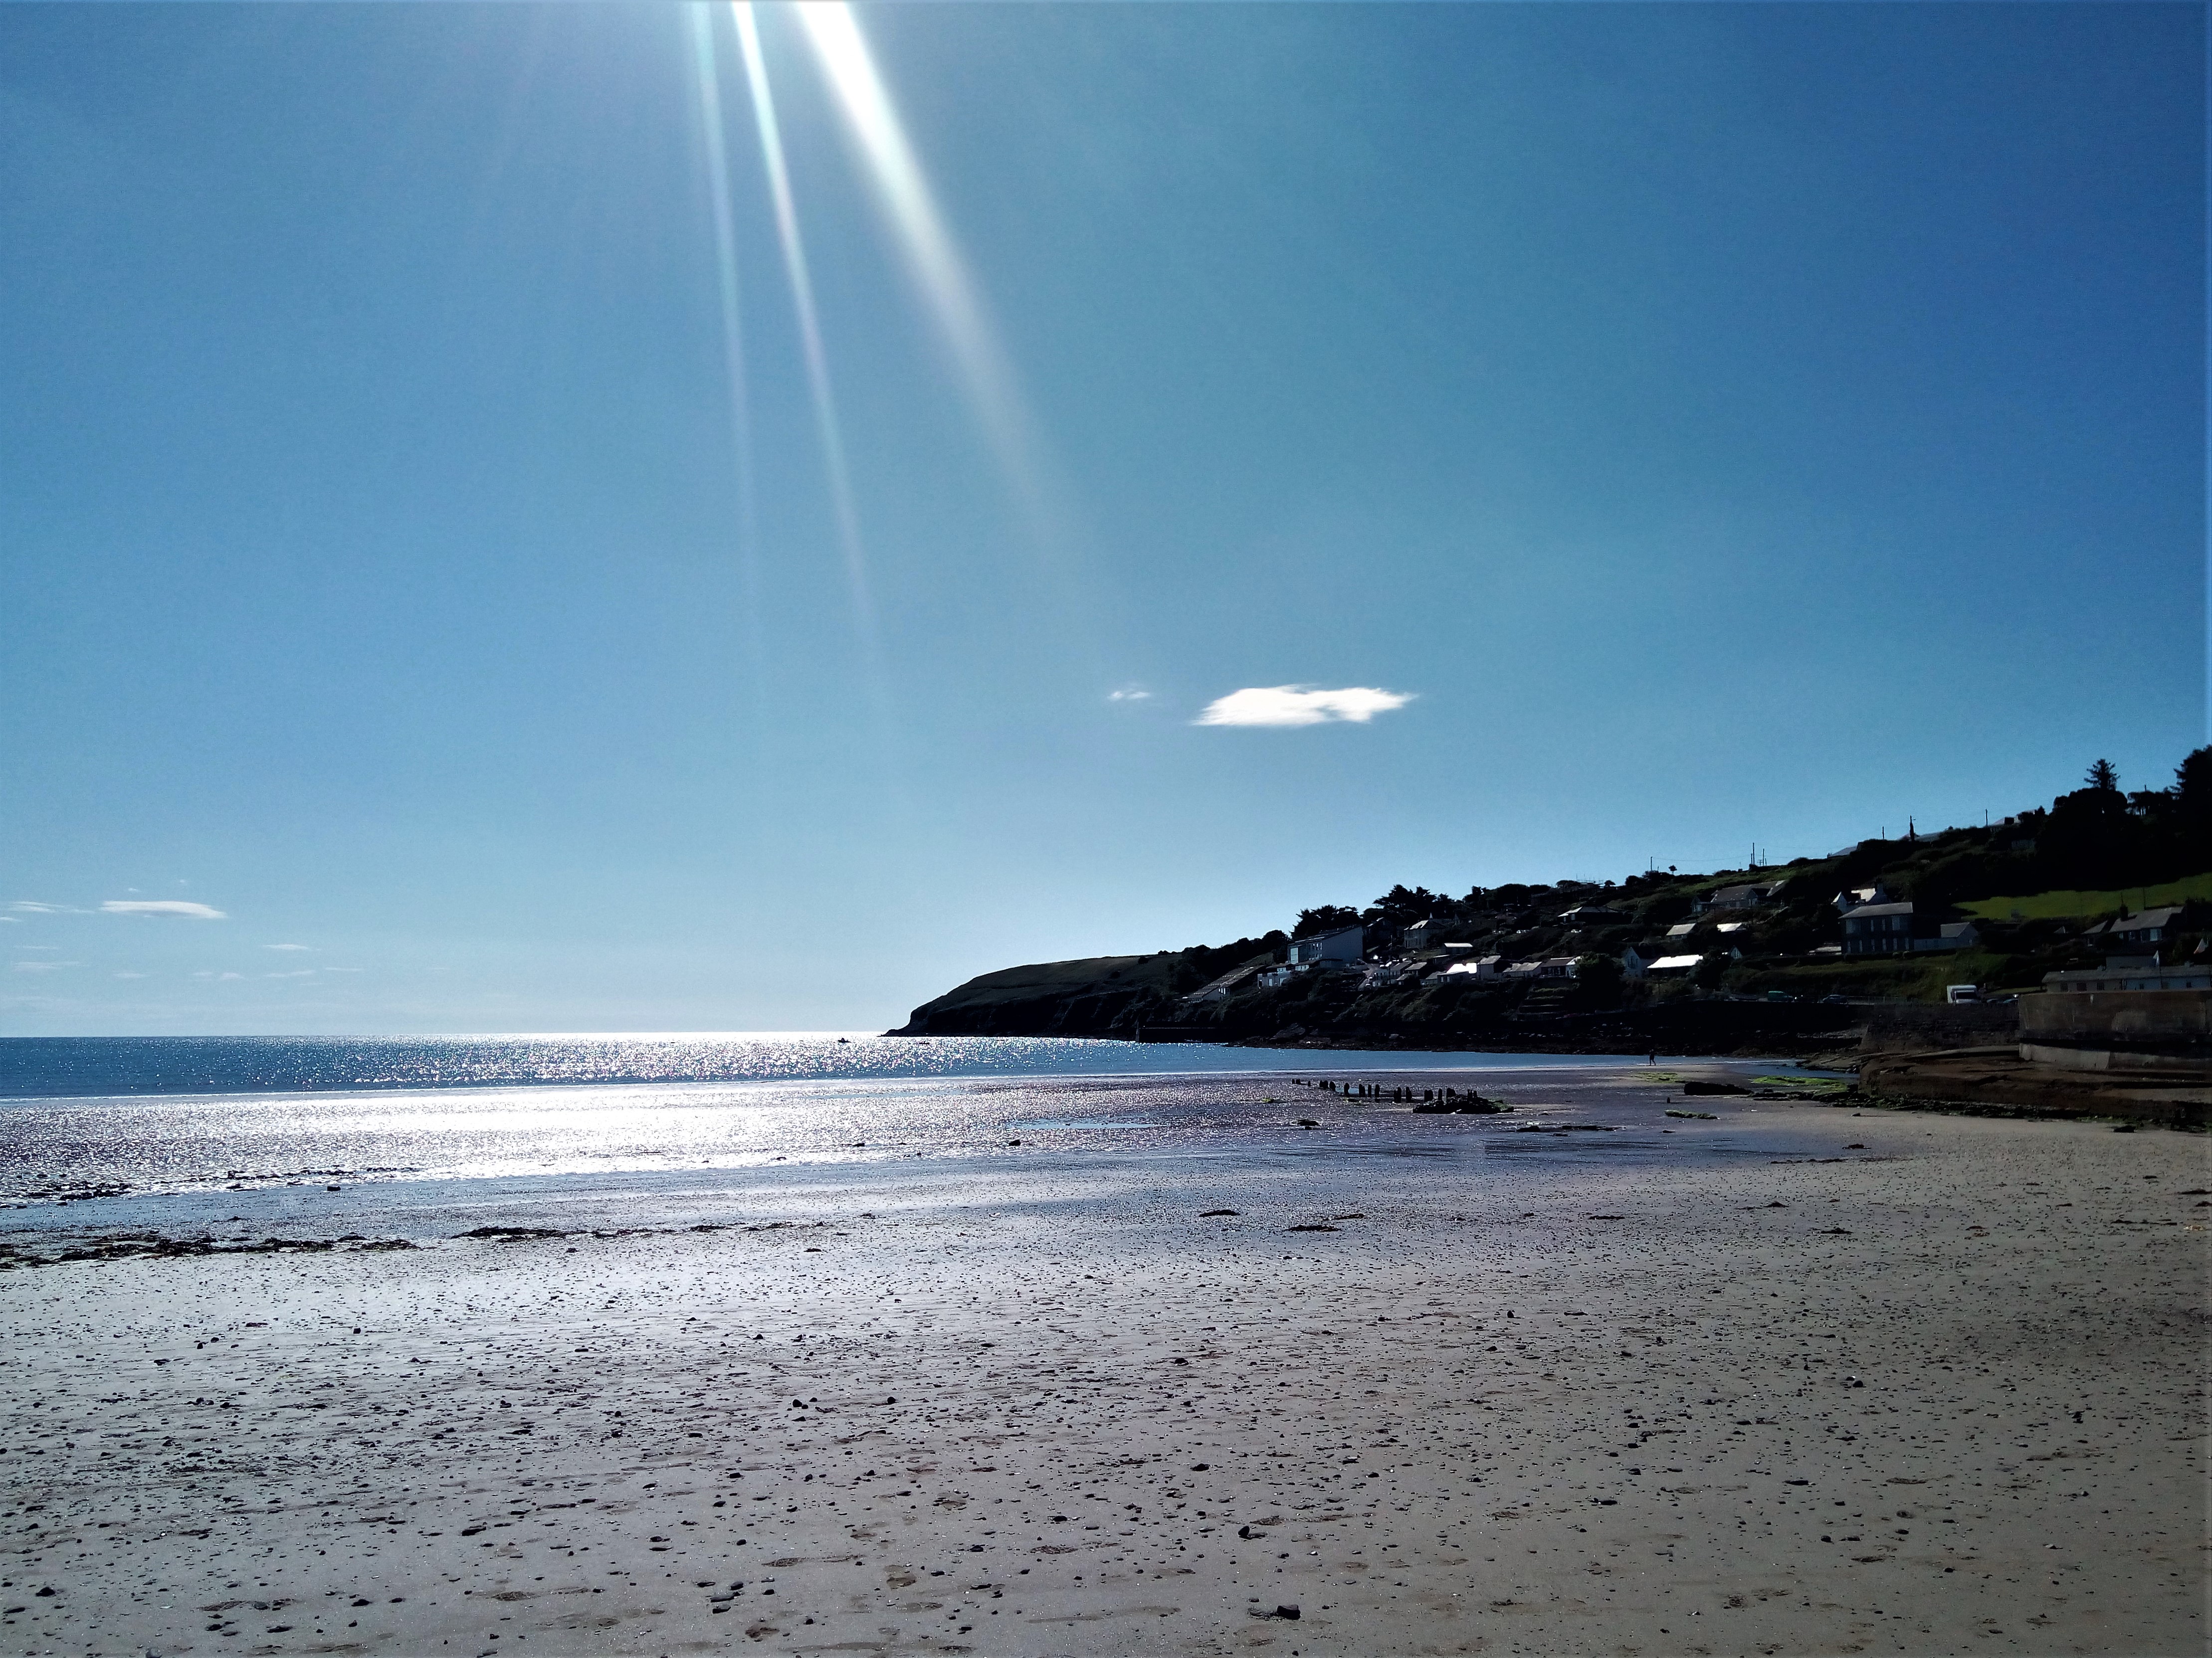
left=2177, top=746, right=2212, bottom=830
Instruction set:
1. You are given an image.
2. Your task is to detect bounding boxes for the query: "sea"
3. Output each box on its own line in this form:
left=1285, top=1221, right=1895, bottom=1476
left=0, top=1034, right=1839, bottom=1242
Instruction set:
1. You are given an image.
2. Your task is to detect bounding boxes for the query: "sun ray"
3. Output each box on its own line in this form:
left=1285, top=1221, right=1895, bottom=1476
left=793, top=1, right=1057, bottom=542
left=685, top=4, right=767, bottom=712
left=732, top=0, right=875, bottom=641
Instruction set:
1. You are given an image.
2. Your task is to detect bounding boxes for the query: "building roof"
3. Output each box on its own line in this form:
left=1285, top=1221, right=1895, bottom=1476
left=1647, top=954, right=1704, bottom=971
left=2095, top=906, right=2186, bottom=934
left=1842, top=902, right=1915, bottom=920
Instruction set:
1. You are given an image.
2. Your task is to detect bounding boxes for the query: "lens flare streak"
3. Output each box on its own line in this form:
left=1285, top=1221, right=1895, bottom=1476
left=733, top=0, right=875, bottom=634
left=794, top=1, right=1053, bottom=535
left=685, top=5, right=768, bottom=699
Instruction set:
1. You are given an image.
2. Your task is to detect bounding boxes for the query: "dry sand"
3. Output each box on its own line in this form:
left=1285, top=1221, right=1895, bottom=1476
left=1, top=1104, right=2205, bottom=1657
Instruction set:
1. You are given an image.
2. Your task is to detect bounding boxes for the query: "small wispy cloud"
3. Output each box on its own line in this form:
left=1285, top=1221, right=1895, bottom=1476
left=265, top=970, right=316, bottom=980
left=12, top=960, right=76, bottom=973
left=1108, top=686, right=1153, bottom=703
left=264, top=943, right=314, bottom=952
left=9, top=900, right=85, bottom=915
left=192, top=969, right=246, bottom=981
left=1194, top=685, right=1415, bottom=728
left=114, top=970, right=147, bottom=979
left=103, top=900, right=226, bottom=920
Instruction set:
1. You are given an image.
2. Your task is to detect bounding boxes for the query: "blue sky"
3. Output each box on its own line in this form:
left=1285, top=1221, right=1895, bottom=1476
left=1, top=2, right=2202, bottom=1036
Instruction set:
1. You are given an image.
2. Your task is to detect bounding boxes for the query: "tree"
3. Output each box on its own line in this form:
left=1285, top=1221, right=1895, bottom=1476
left=1575, top=953, right=1624, bottom=1006
left=1293, top=905, right=1361, bottom=939
left=2085, top=758, right=2120, bottom=792
left=2176, top=746, right=2212, bottom=823
left=1371, top=884, right=1445, bottom=922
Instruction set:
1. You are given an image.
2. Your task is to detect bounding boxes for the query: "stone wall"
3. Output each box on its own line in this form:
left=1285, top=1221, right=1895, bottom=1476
left=1859, top=1002, right=2020, bottom=1054
left=2017, top=988, right=2212, bottom=1044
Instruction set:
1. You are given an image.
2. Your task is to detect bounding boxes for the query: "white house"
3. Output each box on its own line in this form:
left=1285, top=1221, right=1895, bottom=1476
left=1833, top=881, right=1894, bottom=914
left=1621, top=944, right=1666, bottom=979
left=1443, top=953, right=1507, bottom=981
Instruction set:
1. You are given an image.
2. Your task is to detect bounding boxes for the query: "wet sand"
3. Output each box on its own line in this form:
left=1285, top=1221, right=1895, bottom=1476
left=1, top=1099, right=2205, bottom=1657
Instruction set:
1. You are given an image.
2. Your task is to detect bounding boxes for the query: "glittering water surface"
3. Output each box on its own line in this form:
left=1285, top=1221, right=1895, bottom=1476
left=0, top=1032, right=1618, bottom=1099
left=0, top=1035, right=1835, bottom=1238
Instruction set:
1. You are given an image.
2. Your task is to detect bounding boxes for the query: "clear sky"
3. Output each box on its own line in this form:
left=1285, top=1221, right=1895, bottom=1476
left=2, top=2, right=2203, bottom=1036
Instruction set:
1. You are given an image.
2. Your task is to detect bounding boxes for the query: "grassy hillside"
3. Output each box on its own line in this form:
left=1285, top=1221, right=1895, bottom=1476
left=1959, top=871, right=2212, bottom=922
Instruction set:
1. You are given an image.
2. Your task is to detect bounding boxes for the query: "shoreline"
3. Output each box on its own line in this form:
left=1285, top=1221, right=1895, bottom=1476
left=3, top=1098, right=2206, bottom=1656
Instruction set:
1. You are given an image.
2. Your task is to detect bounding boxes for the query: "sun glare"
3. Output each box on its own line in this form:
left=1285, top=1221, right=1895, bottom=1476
left=792, top=2, right=1054, bottom=536
left=731, top=0, right=874, bottom=639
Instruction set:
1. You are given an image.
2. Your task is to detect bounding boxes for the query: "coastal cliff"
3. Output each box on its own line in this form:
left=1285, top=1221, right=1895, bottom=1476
left=893, top=750, right=2211, bottom=1056
left=889, top=951, right=1866, bottom=1057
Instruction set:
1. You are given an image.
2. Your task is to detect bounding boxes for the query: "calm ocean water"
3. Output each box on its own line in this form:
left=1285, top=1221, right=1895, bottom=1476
left=0, top=1033, right=1615, bottom=1100
left=0, top=1035, right=1822, bottom=1239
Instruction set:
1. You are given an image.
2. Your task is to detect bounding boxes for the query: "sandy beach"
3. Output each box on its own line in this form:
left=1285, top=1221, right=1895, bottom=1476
left=2, top=1089, right=2205, bottom=1658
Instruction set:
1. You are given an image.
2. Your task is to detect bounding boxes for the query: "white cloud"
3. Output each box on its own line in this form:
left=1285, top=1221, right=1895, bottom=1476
left=114, top=971, right=147, bottom=979
left=0, top=916, right=18, bottom=924
left=264, top=943, right=314, bottom=952
left=103, top=900, right=226, bottom=920
left=12, top=960, right=76, bottom=973
left=1108, top=686, right=1153, bottom=703
left=265, top=970, right=316, bottom=980
left=1194, top=685, right=1415, bottom=728
left=9, top=900, right=84, bottom=914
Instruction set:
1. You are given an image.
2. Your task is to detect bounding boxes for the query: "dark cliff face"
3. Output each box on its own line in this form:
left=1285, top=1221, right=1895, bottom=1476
left=889, top=954, right=1189, bottom=1037
left=890, top=957, right=1865, bottom=1055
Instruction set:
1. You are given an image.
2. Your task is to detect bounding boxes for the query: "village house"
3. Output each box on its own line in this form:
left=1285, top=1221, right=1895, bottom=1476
left=1833, top=880, right=1894, bottom=913
left=2086, top=906, right=2187, bottom=949
left=1694, top=883, right=1772, bottom=915
left=1841, top=901, right=1980, bottom=955
left=1442, top=953, right=1507, bottom=981
left=1557, top=904, right=1627, bottom=926
left=1181, top=961, right=1270, bottom=1005
left=2043, top=955, right=2212, bottom=993
left=1841, top=901, right=1917, bottom=954
left=1256, top=924, right=1367, bottom=992
left=1286, top=924, right=1364, bottom=965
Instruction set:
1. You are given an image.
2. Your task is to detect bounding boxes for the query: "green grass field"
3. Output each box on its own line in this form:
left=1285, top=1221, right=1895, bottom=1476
left=1959, top=871, right=2212, bottom=922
